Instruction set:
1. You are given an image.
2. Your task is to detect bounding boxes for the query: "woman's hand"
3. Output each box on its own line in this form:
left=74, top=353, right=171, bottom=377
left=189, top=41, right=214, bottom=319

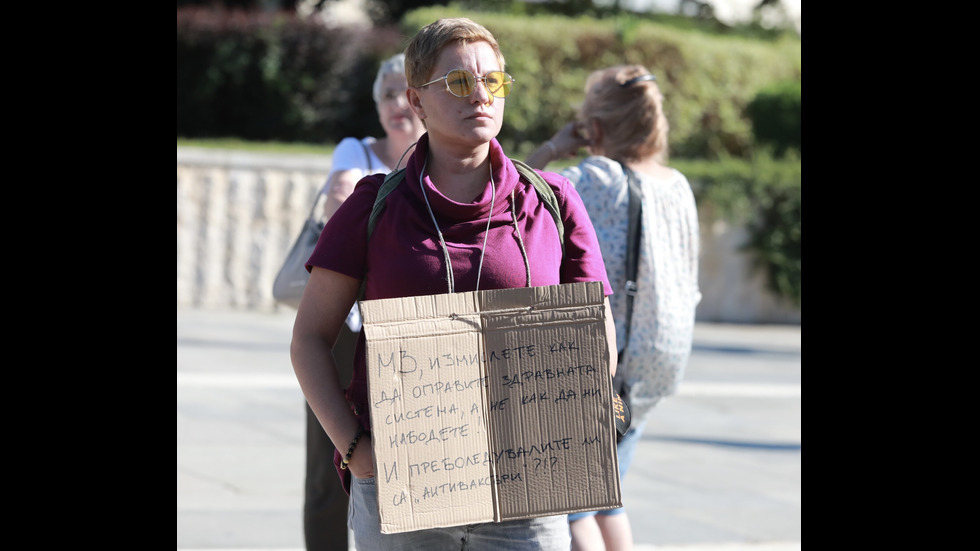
left=526, top=122, right=590, bottom=169
left=549, top=122, right=590, bottom=158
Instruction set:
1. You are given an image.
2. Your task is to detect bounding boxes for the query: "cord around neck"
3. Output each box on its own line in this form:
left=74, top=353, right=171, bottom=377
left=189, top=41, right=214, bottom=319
left=419, top=158, right=496, bottom=293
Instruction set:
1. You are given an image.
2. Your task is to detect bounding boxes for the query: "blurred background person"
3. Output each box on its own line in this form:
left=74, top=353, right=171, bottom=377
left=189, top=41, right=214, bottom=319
left=303, top=52, right=424, bottom=551
left=321, top=53, right=425, bottom=219
left=527, top=65, right=701, bottom=551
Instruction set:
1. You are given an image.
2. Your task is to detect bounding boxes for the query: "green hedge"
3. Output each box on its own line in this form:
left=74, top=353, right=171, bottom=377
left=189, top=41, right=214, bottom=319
left=177, top=6, right=800, bottom=158
left=177, top=8, right=405, bottom=142
left=676, top=152, right=801, bottom=306
left=402, top=7, right=800, bottom=158
left=746, top=80, right=801, bottom=155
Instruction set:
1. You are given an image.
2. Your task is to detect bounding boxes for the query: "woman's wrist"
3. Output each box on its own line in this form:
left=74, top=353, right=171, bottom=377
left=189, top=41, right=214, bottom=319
left=340, top=425, right=366, bottom=470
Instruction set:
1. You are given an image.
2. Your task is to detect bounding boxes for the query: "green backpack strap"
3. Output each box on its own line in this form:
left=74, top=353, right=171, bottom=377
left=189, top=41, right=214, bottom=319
left=366, top=167, right=407, bottom=240
left=512, top=159, right=564, bottom=257
left=359, top=168, right=406, bottom=301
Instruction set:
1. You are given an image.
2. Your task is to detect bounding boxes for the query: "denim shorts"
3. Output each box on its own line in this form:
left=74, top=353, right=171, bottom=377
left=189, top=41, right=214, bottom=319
left=350, top=475, right=571, bottom=550
left=567, top=420, right=647, bottom=522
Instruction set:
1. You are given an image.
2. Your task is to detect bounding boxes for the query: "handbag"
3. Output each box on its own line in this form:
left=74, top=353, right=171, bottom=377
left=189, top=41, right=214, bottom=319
left=612, top=162, right=642, bottom=437
left=273, top=141, right=373, bottom=308
left=272, top=201, right=325, bottom=309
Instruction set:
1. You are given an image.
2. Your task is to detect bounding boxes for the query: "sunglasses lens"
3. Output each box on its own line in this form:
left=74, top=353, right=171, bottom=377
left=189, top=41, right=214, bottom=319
left=486, top=71, right=513, bottom=98
left=446, top=70, right=476, bottom=97
left=439, top=70, right=513, bottom=98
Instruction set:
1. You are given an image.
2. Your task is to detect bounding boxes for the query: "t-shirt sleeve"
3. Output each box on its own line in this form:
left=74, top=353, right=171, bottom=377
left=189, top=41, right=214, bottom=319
left=543, top=172, right=613, bottom=297
left=330, top=137, right=373, bottom=174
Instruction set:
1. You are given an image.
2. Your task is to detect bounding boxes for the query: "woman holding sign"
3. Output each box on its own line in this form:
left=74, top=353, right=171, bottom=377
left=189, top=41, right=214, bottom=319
left=291, top=17, right=614, bottom=550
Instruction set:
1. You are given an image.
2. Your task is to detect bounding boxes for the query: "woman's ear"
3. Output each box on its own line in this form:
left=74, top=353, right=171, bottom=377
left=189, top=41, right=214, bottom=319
left=407, top=88, right=426, bottom=123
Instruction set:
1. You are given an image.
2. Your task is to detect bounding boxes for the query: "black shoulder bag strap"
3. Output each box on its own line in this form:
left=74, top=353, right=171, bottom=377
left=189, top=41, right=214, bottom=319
left=620, top=163, right=643, bottom=363
left=610, top=162, right=641, bottom=438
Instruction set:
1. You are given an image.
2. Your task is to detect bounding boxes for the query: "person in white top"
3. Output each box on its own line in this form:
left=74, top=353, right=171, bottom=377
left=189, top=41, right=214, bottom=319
left=322, top=53, right=426, bottom=219
left=527, top=65, right=702, bottom=551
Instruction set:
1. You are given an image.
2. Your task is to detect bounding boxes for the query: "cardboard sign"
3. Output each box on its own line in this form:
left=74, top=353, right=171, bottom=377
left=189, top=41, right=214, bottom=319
left=359, top=281, right=621, bottom=534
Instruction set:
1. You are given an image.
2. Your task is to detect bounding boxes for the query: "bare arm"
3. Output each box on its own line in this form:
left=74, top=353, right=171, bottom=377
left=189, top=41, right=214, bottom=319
left=526, top=122, right=589, bottom=170
left=290, top=267, right=374, bottom=478
left=322, top=169, right=363, bottom=220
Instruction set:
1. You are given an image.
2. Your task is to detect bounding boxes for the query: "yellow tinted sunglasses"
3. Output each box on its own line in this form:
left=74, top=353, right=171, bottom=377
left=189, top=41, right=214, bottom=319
left=420, top=69, right=515, bottom=98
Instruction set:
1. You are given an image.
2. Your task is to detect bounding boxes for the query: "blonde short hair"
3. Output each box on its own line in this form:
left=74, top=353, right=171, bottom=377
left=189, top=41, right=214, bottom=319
left=580, top=65, right=669, bottom=163
left=404, top=18, right=506, bottom=87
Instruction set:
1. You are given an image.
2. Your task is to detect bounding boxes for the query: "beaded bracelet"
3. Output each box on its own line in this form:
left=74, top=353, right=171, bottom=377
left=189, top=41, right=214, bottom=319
left=340, top=425, right=365, bottom=470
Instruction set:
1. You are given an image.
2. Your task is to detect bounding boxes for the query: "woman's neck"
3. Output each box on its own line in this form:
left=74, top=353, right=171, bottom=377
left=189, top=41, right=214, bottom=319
left=424, top=148, right=492, bottom=203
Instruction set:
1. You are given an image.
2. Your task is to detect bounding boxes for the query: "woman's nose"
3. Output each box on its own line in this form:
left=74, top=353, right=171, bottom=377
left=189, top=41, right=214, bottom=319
left=472, top=79, right=494, bottom=105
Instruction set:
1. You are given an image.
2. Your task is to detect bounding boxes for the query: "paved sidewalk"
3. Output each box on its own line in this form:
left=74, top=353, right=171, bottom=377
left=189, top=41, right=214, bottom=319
left=177, top=308, right=801, bottom=550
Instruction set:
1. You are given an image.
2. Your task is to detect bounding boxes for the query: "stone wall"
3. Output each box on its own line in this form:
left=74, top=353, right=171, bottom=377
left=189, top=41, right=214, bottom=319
left=176, top=147, right=800, bottom=324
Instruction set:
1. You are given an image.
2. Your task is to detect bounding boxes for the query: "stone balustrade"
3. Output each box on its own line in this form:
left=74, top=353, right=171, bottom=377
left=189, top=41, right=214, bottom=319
left=176, top=147, right=800, bottom=324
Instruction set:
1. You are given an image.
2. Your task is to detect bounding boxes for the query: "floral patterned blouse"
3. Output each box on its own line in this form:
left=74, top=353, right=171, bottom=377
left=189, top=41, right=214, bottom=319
left=563, top=156, right=702, bottom=422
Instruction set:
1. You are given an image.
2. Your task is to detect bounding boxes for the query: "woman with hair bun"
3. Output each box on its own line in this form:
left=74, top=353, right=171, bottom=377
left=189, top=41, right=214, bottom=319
left=528, top=65, right=702, bottom=551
